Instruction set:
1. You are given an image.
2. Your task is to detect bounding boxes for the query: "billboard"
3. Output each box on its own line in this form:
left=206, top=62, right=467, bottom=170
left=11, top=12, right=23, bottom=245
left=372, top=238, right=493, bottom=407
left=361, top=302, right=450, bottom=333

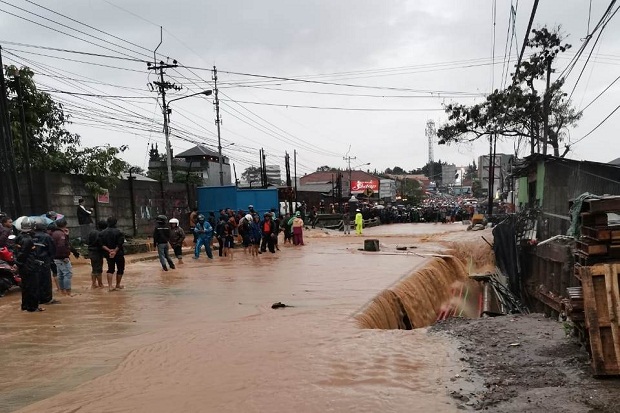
left=350, top=179, right=379, bottom=194
left=379, top=179, right=396, bottom=201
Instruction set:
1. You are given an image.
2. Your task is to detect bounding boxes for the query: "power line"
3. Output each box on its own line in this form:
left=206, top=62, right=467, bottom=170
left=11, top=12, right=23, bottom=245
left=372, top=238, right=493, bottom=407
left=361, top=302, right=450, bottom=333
left=0, top=40, right=146, bottom=62
left=513, top=0, right=539, bottom=83
left=570, top=103, right=620, bottom=147
left=40, top=89, right=155, bottom=99
left=580, top=74, right=620, bottom=112
left=219, top=99, right=443, bottom=112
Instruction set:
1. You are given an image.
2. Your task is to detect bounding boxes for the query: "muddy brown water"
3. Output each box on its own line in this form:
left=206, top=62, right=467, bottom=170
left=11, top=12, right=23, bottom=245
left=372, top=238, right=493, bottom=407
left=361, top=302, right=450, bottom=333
left=0, top=224, right=476, bottom=413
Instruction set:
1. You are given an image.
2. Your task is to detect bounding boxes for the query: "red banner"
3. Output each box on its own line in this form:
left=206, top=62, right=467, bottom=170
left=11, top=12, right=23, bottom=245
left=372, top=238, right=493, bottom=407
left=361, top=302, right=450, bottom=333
left=350, top=180, right=378, bottom=193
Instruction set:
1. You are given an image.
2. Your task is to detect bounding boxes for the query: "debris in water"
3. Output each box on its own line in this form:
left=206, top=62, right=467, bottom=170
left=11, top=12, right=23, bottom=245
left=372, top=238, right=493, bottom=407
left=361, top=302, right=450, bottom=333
left=396, top=246, right=407, bottom=251
left=508, top=342, right=521, bottom=347
left=271, top=302, right=293, bottom=309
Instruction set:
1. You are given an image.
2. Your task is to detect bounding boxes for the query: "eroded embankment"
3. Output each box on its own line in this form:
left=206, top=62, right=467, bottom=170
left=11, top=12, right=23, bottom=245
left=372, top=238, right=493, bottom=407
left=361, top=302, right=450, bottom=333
left=356, top=239, right=495, bottom=329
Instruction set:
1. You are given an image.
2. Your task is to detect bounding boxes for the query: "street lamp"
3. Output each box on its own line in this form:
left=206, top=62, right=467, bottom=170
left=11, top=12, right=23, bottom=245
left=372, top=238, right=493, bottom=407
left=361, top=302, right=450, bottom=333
left=164, top=90, right=213, bottom=183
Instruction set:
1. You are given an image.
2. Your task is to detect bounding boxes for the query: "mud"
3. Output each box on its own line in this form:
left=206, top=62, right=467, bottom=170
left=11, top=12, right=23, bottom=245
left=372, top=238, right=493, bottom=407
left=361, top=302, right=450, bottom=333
left=431, top=314, right=620, bottom=412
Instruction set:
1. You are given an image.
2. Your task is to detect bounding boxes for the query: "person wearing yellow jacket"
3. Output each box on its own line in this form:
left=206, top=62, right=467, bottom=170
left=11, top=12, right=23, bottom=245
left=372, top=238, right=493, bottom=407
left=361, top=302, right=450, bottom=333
left=355, top=209, right=363, bottom=235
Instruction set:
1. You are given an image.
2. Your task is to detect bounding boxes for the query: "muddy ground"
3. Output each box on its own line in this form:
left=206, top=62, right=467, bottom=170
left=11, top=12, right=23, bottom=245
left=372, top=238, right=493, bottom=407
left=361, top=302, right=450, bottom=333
left=431, top=314, right=620, bottom=412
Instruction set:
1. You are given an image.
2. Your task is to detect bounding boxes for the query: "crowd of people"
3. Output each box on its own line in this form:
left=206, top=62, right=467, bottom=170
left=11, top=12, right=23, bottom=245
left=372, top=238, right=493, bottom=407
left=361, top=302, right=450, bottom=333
left=0, top=197, right=126, bottom=312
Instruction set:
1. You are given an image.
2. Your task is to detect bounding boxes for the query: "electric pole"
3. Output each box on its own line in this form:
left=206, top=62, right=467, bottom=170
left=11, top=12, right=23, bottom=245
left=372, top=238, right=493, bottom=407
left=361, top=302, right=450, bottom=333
left=213, top=66, right=224, bottom=186
left=148, top=58, right=180, bottom=183
left=343, top=155, right=356, bottom=197
left=294, top=150, right=298, bottom=205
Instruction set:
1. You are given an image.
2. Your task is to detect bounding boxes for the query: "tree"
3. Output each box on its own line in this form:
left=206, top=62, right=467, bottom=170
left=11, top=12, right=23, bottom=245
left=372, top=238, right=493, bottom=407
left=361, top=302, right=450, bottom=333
left=465, top=160, right=478, bottom=181
left=316, top=165, right=338, bottom=172
left=4, top=65, right=127, bottom=194
left=241, top=166, right=261, bottom=183
left=437, top=27, right=581, bottom=157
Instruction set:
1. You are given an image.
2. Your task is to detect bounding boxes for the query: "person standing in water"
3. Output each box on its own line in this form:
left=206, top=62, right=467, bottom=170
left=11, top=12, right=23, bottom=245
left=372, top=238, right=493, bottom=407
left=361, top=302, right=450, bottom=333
left=355, top=209, right=364, bottom=235
left=153, top=215, right=175, bottom=271
left=99, top=217, right=126, bottom=291
left=168, top=218, right=185, bottom=264
left=87, top=220, right=107, bottom=288
left=342, top=208, right=351, bottom=235
left=291, top=211, right=305, bottom=246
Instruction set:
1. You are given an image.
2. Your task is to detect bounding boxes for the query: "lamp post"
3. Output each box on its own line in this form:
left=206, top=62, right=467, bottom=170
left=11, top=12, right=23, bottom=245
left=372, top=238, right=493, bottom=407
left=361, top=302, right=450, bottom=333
left=166, top=90, right=213, bottom=182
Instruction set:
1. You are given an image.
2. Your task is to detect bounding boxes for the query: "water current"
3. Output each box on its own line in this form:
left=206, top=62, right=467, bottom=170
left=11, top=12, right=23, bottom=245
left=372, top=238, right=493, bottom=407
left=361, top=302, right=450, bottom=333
left=0, top=224, right=481, bottom=413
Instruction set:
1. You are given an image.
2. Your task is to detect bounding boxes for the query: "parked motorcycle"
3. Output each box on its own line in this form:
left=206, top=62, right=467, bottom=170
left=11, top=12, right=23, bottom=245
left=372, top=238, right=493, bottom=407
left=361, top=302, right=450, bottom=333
left=0, top=244, right=21, bottom=296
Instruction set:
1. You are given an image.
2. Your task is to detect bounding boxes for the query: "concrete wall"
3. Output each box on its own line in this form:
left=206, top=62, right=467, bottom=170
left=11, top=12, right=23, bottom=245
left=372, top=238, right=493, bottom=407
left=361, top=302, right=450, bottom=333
left=16, top=172, right=196, bottom=238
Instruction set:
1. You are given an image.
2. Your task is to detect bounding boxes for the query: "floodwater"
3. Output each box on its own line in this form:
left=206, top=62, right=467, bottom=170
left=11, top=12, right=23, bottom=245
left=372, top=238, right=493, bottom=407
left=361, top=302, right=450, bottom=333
left=0, top=224, right=472, bottom=413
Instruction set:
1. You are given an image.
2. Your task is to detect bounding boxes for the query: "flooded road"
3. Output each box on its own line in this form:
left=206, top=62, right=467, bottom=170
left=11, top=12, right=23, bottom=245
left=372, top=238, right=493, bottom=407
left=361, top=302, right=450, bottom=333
left=1, top=224, right=471, bottom=413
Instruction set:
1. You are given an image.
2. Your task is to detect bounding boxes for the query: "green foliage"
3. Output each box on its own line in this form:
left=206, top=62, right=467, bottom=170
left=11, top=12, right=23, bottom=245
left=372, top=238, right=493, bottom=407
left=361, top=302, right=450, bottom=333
left=4, top=65, right=127, bottom=195
left=316, top=165, right=339, bottom=172
left=241, top=166, right=261, bottom=183
left=471, top=179, right=484, bottom=198
left=437, top=27, right=581, bottom=157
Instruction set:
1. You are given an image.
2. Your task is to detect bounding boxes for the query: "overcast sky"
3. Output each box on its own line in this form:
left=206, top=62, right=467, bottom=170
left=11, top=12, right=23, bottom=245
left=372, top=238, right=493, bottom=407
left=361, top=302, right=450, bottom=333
left=1, top=0, right=618, bottom=176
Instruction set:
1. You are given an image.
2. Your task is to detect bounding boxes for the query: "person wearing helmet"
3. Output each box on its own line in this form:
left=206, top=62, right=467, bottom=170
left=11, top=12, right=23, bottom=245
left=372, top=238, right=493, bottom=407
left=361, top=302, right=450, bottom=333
left=87, top=220, right=107, bottom=288
left=237, top=214, right=252, bottom=254
left=291, top=211, right=305, bottom=246
left=14, top=217, right=45, bottom=312
left=248, top=214, right=262, bottom=256
left=168, top=218, right=185, bottom=264
left=50, top=218, right=78, bottom=296
left=33, top=217, right=59, bottom=305
left=153, top=215, right=175, bottom=271
left=355, top=209, right=364, bottom=235
left=193, top=214, right=213, bottom=259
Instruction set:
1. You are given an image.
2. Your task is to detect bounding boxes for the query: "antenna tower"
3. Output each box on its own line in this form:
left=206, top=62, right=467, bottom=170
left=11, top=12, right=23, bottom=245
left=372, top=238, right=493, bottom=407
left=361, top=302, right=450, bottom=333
left=425, top=120, right=436, bottom=182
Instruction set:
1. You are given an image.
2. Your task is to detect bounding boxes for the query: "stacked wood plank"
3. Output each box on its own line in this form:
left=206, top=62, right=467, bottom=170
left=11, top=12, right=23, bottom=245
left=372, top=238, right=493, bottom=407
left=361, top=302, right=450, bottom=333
left=572, top=196, right=620, bottom=376
left=574, top=197, right=620, bottom=266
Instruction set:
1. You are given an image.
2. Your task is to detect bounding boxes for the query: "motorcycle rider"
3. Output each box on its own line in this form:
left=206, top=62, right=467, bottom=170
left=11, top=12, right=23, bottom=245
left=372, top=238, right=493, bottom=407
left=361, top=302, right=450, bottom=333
left=14, top=217, right=45, bottom=312
left=33, top=218, right=60, bottom=305
left=193, top=214, right=213, bottom=259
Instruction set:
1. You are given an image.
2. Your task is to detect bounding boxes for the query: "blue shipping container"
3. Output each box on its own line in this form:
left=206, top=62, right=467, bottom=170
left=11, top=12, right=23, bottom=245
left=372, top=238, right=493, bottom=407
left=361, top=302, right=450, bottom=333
left=197, top=186, right=279, bottom=217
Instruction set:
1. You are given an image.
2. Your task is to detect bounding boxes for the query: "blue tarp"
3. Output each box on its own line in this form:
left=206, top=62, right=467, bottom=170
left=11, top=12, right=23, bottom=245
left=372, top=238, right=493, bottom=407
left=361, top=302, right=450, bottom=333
left=197, top=186, right=279, bottom=217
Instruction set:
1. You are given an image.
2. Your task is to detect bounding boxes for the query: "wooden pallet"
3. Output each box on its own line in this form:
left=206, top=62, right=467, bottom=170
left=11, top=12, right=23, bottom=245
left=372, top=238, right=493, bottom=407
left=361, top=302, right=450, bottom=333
left=579, top=263, right=620, bottom=376
left=582, top=197, right=620, bottom=214
left=581, top=212, right=609, bottom=227
left=581, top=226, right=620, bottom=242
left=576, top=239, right=609, bottom=256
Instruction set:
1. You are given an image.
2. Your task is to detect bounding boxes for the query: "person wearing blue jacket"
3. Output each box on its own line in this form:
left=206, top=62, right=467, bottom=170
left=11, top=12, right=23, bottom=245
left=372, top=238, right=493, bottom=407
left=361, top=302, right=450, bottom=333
left=248, top=214, right=262, bottom=257
left=193, top=214, right=214, bottom=259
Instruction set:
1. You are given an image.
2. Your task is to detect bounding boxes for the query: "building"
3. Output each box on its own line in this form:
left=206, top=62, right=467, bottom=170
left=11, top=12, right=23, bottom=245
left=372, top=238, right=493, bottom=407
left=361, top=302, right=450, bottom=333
left=441, top=164, right=457, bottom=186
left=300, top=170, right=380, bottom=198
left=265, top=165, right=282, bottom=185
left=513, top=155, right=620, bottom=240
left=478, top=153, right=514, bottom=194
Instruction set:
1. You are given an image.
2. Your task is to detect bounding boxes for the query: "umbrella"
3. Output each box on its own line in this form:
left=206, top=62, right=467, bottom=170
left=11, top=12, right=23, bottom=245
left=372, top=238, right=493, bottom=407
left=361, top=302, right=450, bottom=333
left=373, top=205, right=385, bottom=209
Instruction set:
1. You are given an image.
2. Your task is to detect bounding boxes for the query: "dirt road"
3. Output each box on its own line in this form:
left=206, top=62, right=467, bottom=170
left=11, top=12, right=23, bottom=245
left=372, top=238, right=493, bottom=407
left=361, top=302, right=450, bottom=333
left=432, top=314, right=620, bottom=412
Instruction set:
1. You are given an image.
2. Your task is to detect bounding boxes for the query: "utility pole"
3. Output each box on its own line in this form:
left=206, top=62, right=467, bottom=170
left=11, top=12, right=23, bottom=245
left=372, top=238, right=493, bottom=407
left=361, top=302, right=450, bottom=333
left=293, top=150, right=298, bottom=205
left=542, top=58, right=552, bottom=156
left=285, top=152, right=293, bottom=215
left=16, top=75, right=35, bottom=214
left=262, top=149, right=267, bottom=188
left=148, top=60, right=180, bottom=183
left=343, top=155, right=356, bottom=197
left=213, top=66, right=224, bottom=185
left=147, top=29, right=180, bottom=184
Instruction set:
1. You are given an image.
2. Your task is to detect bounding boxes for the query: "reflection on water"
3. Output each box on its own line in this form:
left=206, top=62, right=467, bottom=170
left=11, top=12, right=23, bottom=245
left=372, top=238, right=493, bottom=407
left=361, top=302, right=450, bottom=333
left=0, top=224, right=471, bottom=413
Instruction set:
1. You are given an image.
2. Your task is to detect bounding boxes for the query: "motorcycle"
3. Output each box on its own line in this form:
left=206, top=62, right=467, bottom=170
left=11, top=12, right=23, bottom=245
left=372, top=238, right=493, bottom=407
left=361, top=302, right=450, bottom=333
left=0, top=244, right=21, bottom=296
